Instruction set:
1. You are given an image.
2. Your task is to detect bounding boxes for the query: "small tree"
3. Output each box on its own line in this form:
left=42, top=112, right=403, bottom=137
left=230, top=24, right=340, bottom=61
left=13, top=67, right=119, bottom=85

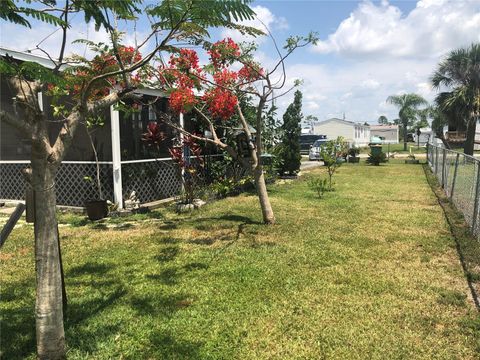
left=308, top=177, right=329, bottom=198
left=276, top=90, right=303, bottom=176
left=320, top=136, right=347, bottom=190
left=366, top=151, right=387, bottom=166
left=150, top=35, right=317, bottom=224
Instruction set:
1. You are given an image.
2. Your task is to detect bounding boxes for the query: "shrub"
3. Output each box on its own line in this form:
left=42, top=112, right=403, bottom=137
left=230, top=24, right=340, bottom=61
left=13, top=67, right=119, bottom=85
left=308, top=177, right=329, bottom=198
left=366, top=152, right=387, bottom=166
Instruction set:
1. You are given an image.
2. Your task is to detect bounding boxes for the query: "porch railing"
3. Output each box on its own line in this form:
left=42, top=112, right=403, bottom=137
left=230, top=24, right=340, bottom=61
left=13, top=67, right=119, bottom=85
left=0, top=155, right=226, bottom=208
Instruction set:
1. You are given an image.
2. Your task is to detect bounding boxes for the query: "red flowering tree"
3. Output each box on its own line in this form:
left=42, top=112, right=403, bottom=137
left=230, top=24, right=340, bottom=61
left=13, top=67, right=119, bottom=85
left=151, top=35, right=318, bottom=224
left=0, top=2, right=259, bottom=358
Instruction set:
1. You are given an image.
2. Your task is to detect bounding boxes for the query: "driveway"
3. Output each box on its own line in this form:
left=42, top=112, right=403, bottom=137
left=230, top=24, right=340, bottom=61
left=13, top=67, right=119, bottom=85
left=301, top=159, right=323, bottom=171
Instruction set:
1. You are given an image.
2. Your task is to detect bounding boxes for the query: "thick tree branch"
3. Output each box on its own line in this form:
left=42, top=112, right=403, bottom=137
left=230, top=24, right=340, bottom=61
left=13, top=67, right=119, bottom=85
left=192, top=106, right=221, bottom=142
left=158, top=112, right=249, bottom=168
left=0, top=109, right=32, bottom=134
left=51, top=89, right=136, bottom=165
left=54, top=0, right=69, bottom=74
left=81, top=7, right=191, bottom=106
left=236, top=102, right=258, bottom=168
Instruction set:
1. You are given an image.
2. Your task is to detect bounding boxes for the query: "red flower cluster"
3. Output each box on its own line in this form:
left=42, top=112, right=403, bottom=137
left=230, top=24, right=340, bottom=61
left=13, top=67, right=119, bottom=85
left=203, top=87, right=238, bottom=120
left=117, top=46, right=142, bottom=64
left=213, top=69, right=238, bottom=87
left=238, top=63, right=264, bottom=82
left=160, top=39, right=245, bottom=120
left=51, top=45, right=144, bottom=101
left=169, top=87, right=197, bottom=114
left=208, top=38, right=241, bottom=69
left=164, top=49, right=204, bottom=113
left=169, top=49, right=200, bottom=72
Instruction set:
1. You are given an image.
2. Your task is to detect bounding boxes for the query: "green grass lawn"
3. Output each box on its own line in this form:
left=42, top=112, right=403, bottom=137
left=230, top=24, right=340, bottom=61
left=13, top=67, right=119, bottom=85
left=1, top=161, right=479, bottom=359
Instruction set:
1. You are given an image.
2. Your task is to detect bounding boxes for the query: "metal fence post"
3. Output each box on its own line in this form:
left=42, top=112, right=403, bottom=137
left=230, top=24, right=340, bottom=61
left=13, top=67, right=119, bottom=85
left=450, top=153, right=460, bottom=200
left=426, top=142, right=429, bottom=165
left=472, top=162, right=480, bottom=233
left=435, top=146, right=439, bottom=176
left=441, top=148, right=447, bottom=188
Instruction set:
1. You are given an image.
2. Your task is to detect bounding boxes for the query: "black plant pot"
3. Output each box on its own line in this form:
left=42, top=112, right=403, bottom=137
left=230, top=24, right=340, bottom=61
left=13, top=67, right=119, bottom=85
left=85, top=199, right=108, bottom=221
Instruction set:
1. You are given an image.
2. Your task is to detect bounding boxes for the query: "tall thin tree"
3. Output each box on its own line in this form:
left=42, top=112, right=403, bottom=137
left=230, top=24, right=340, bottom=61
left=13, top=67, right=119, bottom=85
left=277, top=90, right=303, bottom=175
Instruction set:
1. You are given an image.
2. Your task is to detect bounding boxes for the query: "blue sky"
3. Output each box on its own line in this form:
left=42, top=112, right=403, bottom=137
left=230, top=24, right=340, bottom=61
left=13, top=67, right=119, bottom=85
left=214, top=0, right=480, bottom=123
left=2, top=0, right=480, bottom=123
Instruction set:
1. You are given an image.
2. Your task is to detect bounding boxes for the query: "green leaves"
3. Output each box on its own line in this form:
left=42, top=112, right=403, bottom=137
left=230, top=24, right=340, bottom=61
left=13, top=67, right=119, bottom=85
left=386, top=93, right=428, bottom=128
left=0, top=58, right=66, bottom=88
left=0, top=0, right=66, bottom=28
left=20, top=6, right=67, bottom=27
left=72, top=0, right=141, bottom=30
left=147, top=0, right=259, bottom=39
left=308, top=177, right=329, bottom=198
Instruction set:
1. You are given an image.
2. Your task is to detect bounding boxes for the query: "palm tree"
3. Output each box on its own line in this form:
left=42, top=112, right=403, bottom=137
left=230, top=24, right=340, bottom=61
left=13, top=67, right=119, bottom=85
left=431, top=43, right=480, bottom=155
left=387, top=93, right=428, bottom=151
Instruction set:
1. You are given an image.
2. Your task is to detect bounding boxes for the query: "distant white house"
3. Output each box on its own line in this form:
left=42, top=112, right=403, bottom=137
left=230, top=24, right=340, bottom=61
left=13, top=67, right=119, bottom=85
left=370, top=125, right=399, bottom=144
left=312, top=118, right=370, bottom=147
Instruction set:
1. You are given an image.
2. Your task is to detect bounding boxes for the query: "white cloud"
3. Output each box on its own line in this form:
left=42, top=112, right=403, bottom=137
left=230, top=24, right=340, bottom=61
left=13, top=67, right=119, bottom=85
left=279, top=57, right=438, bottom=123
left=313, top=0, right=480, bottom=59
left=361, top=79, right=380, bottom=90
left=221, top=5, right=288, bottom=44
left=277, top=0, right=480, bottom=124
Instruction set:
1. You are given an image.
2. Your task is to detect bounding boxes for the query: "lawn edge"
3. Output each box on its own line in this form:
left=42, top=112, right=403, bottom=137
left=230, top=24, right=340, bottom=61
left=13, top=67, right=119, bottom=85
left=422, top=163, right=480, bottom=311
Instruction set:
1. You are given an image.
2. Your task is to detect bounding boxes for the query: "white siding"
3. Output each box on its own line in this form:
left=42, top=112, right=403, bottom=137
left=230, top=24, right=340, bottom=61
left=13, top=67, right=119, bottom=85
left=313, top=119, right=371, bottom=147
left=313, top=121, right=354, bottom=143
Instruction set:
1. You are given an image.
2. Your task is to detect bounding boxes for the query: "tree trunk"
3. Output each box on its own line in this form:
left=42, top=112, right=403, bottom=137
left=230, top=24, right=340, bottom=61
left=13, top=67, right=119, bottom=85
left=253, top=164, right=275, bottom=225
left=403, top=121, right=408, bottom=151
left=464, top=118, right=476, bottom=156
left=31, top=157, right=66, bottom=360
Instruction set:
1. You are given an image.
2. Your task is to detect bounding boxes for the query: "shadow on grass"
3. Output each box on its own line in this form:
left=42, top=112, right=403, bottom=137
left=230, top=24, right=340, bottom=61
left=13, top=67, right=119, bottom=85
left=0, top=280, right=36, bottom=359
left=155, top=246, right=180, bottom=262
left=130, top=292, right=193, bottom=316
left=423, top=164, right=480, bottom=311
left=149, top=332, right=203, bottom=359
left=68, top=262, right=111, bottom=276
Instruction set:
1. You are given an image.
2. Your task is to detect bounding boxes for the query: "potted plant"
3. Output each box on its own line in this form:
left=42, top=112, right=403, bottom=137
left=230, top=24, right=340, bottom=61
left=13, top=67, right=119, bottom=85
left=84, top=117, right=108, bottom=220
left=347, top=146, right=360, bottom=163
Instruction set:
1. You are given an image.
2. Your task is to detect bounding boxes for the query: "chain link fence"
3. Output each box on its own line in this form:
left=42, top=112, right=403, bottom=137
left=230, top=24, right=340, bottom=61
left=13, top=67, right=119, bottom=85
left=427, top=143, right=480, bottom=240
